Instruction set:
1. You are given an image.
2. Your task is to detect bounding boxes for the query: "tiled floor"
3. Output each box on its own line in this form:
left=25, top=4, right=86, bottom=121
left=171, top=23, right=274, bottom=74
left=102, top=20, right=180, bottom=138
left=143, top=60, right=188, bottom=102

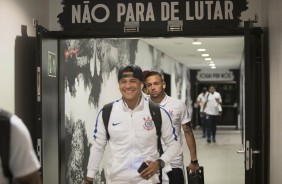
left=183, top=127, right=245, bottom=184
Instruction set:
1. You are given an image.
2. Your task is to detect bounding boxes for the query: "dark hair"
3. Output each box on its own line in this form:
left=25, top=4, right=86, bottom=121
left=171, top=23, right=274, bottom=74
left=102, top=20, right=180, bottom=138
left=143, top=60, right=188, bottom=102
left=118, top=64, right=143, bottom=82
left=142, top=70, right=150, bottom=81
left=144, top=71, right=163, bottom=82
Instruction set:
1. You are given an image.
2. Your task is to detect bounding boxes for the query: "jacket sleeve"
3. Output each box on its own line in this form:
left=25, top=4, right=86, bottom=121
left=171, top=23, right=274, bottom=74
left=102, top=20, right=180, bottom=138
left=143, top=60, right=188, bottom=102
left=179, top=101, right=191, bottom=125
left=159, top=108, right=182, bottom=167
left=10, top=115, right=41, bottom=178
left=87, top=109, right=108, bottom=178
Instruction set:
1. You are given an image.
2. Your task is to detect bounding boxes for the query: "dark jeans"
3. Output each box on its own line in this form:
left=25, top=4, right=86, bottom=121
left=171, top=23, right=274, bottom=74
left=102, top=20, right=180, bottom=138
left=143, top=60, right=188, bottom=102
left=200, top=116, right=206, bottom=136
left=205, top=115, right=217, bottom=141
left=167, top=168, right=185, bottom=184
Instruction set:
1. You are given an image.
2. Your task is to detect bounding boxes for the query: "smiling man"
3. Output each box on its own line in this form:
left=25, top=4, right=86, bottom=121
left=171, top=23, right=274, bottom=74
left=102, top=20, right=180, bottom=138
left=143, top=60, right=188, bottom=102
left=85, top=64, right=181, bottom=184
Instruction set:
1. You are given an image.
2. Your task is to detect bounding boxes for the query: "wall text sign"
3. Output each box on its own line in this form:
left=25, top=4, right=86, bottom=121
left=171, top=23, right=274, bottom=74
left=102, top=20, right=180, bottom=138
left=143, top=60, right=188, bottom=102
left=197, top=70, right=235, bottom=81
left=58, top=0, right=248, bottom=34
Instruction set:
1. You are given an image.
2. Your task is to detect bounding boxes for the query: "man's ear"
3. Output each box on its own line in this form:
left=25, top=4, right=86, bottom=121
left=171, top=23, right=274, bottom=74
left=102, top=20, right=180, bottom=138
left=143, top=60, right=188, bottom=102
left=162, top=82, right=166, bottom=89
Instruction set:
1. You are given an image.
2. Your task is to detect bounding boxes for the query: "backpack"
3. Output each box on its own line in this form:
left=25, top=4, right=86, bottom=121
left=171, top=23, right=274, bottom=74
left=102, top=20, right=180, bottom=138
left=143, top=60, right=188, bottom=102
left=102, top=100, right=164, bottom=155
left=0, top=109, right=13, bottom=182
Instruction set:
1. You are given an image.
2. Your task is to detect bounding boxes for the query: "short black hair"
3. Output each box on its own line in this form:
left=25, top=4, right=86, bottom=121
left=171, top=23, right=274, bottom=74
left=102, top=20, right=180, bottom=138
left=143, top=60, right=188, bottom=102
left=202, top=87, right=207, bottom=93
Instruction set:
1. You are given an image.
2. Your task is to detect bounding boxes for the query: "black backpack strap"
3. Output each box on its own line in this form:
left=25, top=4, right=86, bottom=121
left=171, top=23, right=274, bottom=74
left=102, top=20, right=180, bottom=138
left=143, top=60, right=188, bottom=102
left=149, top=101, right=163, bottom=183
left=149, top=100, right=163, bottom=155
left=0, top=109, right=13, bottom=180
left=102, top=102, right=114, bottom=140
left=103, top=100, right=163, bottom=151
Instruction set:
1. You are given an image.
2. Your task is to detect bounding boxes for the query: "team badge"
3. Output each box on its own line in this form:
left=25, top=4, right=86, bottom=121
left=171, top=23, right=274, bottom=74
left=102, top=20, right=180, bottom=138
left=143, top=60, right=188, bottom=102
left=143, top=116, right=154, bottom=131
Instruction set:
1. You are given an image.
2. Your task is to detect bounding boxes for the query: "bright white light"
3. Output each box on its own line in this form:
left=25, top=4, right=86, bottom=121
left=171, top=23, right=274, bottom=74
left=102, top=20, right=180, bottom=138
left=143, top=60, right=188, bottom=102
left=197, top=48, right=206, bottom=52
left=209, top=63, right=215, bottom=67
left=205, top=58, right=212, bottom=61
left=211, top=66, right=216, bottom=69
left=192, top=41, right=202, bottom=45
left=202, top=54, right=209, bottom=57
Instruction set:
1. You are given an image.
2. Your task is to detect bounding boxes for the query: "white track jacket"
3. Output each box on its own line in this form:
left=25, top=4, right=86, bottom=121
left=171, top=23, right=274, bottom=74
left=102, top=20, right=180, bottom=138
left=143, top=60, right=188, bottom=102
left=87, top=97, right=181, bottom=184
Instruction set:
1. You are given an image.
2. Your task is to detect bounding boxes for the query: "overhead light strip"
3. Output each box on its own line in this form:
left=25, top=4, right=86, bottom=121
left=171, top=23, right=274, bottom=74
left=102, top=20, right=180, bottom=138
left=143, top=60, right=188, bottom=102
left=192, top=41, right=202, bottom=45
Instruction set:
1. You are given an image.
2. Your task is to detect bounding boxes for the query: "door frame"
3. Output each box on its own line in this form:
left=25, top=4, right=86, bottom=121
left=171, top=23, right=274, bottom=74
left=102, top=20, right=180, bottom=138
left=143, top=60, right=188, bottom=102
left=244, top=21, right=269, bottom=184
left=36, top=22, right=269, bottom=184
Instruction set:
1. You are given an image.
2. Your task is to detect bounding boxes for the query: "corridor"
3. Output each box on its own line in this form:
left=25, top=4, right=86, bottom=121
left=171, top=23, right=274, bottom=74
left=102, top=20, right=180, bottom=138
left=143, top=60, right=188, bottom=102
left=183, top=127, right=244, bottom=184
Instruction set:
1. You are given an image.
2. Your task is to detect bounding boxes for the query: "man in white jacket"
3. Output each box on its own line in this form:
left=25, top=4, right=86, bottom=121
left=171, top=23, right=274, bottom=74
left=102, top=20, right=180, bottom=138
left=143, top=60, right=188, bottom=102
left=85, top=65, right=181, bottom=184
left=196, top=87, right=208, bottom=138
left=204, top=85, right=222, bottom=143
left=144, top=71, right=199, bottom=184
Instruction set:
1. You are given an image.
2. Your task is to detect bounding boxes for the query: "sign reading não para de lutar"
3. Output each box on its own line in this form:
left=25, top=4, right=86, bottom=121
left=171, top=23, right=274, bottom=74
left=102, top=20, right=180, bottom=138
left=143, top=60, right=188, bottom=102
left=58, top=0, right=248, bottom=34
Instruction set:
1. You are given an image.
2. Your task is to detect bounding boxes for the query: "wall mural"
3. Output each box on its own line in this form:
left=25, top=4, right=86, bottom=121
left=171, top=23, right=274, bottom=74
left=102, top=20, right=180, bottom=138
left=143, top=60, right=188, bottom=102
left=61, top=38, right=191, bottom=184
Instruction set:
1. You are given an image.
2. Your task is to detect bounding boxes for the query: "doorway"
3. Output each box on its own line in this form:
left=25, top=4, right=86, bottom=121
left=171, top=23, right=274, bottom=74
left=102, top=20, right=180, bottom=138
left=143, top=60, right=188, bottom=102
left=36, top=25, right=268, bottom=184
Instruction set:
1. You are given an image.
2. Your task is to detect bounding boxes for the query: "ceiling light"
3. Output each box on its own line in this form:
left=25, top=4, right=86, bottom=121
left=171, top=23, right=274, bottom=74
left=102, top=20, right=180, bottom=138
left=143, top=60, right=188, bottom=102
left=192, top=41, right=202, bottom=45
left=205, top=58, right=212, bottom=61
left=197, top=48, right=206, bottom=52
left=202, top=54, right=209, bottom=57
left=211, top=66, right=216, bottom=69
left=209, top=61, right=214, bottom=64
left=209, top=63, right=215, bottom=67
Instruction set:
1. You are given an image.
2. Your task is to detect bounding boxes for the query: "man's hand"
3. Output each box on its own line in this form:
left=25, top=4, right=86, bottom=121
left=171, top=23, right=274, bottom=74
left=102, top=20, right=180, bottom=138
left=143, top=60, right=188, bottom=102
left=139, top=160, right=159, bottom=180
left=85, top=177, right=93, bottom=184
left=16, top=170, right=42, bottom=184
left=188, top=162, right=200, bottom=172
